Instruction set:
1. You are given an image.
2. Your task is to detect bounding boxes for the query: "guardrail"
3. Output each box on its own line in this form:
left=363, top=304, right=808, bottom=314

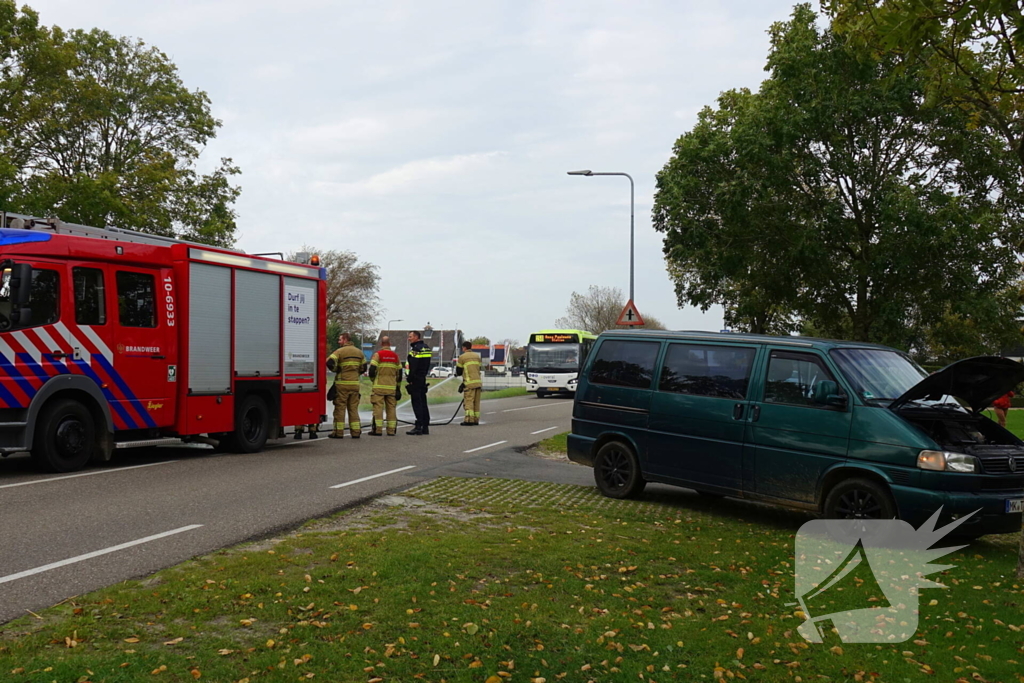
left=482, top=375, right=527, bottom=390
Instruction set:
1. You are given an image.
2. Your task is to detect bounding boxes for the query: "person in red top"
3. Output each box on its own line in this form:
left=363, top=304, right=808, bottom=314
left=992, top=391, right=1014, bottom=428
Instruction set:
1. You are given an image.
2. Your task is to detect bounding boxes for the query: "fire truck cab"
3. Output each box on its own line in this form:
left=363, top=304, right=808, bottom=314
left=0, top=212, right=327, bottom=472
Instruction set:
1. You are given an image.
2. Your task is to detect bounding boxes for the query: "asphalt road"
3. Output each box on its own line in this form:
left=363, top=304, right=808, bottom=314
left=0, top=393, right=590, bottom=625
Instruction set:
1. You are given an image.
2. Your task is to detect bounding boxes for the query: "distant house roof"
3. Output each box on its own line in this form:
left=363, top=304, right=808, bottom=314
left=378, top=329, right=462, bottom=363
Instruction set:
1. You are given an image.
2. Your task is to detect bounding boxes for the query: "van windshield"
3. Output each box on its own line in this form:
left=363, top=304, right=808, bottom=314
left=830, top=348, right=928, bottom=405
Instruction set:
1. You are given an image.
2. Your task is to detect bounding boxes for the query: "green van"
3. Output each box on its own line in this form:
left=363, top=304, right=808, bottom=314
left=567, top=331, right=1024, bottom=537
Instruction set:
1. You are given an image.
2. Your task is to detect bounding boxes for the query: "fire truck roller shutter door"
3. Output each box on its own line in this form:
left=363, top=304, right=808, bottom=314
left=188, top=263, right=231, bottom=394
left=235, top=270, right=281, bottom=377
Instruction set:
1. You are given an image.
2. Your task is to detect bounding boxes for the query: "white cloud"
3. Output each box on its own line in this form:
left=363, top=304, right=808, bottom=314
left=313, top=151, right=507, bottom=197
left=25, top=0, right=800, bottom=341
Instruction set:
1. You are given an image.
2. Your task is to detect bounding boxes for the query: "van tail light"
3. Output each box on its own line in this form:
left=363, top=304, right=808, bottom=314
left=917, top=450, right=977, bottom=473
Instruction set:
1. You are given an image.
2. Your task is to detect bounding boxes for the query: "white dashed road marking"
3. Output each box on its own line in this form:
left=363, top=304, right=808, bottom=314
left=502, top=404, right=559, bottom=413
left=0, top=525, right=204, bottom=585
left=0, top=460, right=179, bottom=490
left=329, top=465, right=417, bottom=489
left=530, top=426, right=559, bottom=435
left=464, top=441, right=508, bottom=454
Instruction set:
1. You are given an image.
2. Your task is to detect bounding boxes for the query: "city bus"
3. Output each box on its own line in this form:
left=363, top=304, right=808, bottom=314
left=525, top=329, right=597, bottom=397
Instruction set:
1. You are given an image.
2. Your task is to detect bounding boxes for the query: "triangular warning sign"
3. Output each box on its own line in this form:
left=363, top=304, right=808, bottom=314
left=616, top=299, right=645, bottom=326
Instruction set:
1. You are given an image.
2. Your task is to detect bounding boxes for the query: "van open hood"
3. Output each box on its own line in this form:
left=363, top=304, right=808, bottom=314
left=889, top=356, right=1024, bottom=414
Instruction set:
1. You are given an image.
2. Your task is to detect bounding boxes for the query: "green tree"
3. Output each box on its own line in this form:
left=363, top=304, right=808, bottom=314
left=469, top=336, right=491, bottom=346
left=827, top=0, right=1024, bottom=169
left=652, top=4, right=1024, bottom=350
left=0, top=6, right=239, bottom=246
left=823, top=0, right=1024, bottom=576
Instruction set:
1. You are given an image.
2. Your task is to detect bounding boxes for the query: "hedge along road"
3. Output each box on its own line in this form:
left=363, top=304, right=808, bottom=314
left=0, top=393, right=581, bottom=624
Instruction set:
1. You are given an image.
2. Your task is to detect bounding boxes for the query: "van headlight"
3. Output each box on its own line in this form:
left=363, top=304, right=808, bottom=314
left=568, top=377, right=578, bottom=386
left=917, top=450, right=977, bottom=473
left=526, top=377, right=537, bottom=384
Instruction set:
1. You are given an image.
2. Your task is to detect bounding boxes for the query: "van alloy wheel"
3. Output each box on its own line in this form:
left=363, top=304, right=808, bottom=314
left=835, top=489, right=883, bottom=519
left=824, top=478, right=897, bottom=521
left=593, top=441, right=646, bottom=499
left=600, top=449, right=631, bottom=488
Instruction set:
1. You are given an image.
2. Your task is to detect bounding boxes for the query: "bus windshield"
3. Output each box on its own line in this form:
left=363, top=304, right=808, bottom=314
left=527, top=343, right=581, bottom=372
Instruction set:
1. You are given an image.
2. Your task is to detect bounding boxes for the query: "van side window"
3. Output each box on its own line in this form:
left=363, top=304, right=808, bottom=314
left=116, top=271, right=157, bottom=328
left=660, top=344, right=756, bottom=399
left=588, top=340, right=660, bottom=389
left=73, top=267, right=106, bottom=325
left=764, top=351, right=842, bottom=407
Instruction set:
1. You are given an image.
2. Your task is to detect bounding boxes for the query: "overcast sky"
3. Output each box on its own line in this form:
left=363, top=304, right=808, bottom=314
left=30, top=0, right=803, bottom=343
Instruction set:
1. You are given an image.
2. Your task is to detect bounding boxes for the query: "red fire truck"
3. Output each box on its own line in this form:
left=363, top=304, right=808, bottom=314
left=0, top=211, right=327, bottom=472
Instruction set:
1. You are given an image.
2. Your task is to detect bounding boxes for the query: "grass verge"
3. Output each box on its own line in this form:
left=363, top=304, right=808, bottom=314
left=537, top=431, right=568, bottom=455
left=1, top=478, right=1020, bottom=683
left=426, top=386, right=528, bottom=405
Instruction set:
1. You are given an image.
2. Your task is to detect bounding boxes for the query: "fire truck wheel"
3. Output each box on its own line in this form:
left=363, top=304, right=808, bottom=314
left=231, top=395, right=269, bottom=453
left=33, top=399, right=95, bottom=472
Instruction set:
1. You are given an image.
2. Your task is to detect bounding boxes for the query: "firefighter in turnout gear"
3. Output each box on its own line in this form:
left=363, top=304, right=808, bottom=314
left=294, top=423, right=318, bottom=439
left=456, top=341, right=483, bottom=425
left=326, top=332, right=366, bottom=438
left=406, top=330, right=432, bottom=435
left=368, top=336, right=403, bottom=436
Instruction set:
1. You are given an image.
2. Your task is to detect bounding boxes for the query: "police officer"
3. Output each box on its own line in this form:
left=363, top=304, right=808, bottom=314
left=326, top=332, right=366, bottom=438
left=368, top=336, right=403, bottom=436
left=406, top=330, right=432, bottom=435
left=456, top=340, right=483, bottom=425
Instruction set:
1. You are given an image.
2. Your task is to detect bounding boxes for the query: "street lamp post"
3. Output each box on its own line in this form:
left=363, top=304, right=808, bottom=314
left=567, top=169, right=635, bottom=304
left=387, top=319, right=403, bottom=337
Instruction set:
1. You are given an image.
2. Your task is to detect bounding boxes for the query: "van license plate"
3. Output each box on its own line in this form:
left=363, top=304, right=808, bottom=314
left=1007, top=499, right=1024, bottom=514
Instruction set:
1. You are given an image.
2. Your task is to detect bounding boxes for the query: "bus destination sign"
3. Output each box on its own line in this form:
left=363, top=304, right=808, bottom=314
left=535, top=333, right=578, bottom=343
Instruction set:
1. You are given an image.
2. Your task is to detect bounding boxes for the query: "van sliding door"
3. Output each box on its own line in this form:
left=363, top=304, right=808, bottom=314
left=647, top=343, right=759, bottom=493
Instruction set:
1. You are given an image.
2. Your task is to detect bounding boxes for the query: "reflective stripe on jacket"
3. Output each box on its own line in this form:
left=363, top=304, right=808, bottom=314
left=370, top=348, right=403, bottom=394
left=407, top=340, right=432, bottom=383
left=457, top=350, right=483, bottom=389
left=329, top=342, right=366, bottom=387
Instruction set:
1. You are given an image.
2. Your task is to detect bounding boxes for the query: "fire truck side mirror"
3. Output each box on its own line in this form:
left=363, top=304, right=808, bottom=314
left=9, top=306, right=31, bottom=327
left=10, top=263, right=33, bottom=306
